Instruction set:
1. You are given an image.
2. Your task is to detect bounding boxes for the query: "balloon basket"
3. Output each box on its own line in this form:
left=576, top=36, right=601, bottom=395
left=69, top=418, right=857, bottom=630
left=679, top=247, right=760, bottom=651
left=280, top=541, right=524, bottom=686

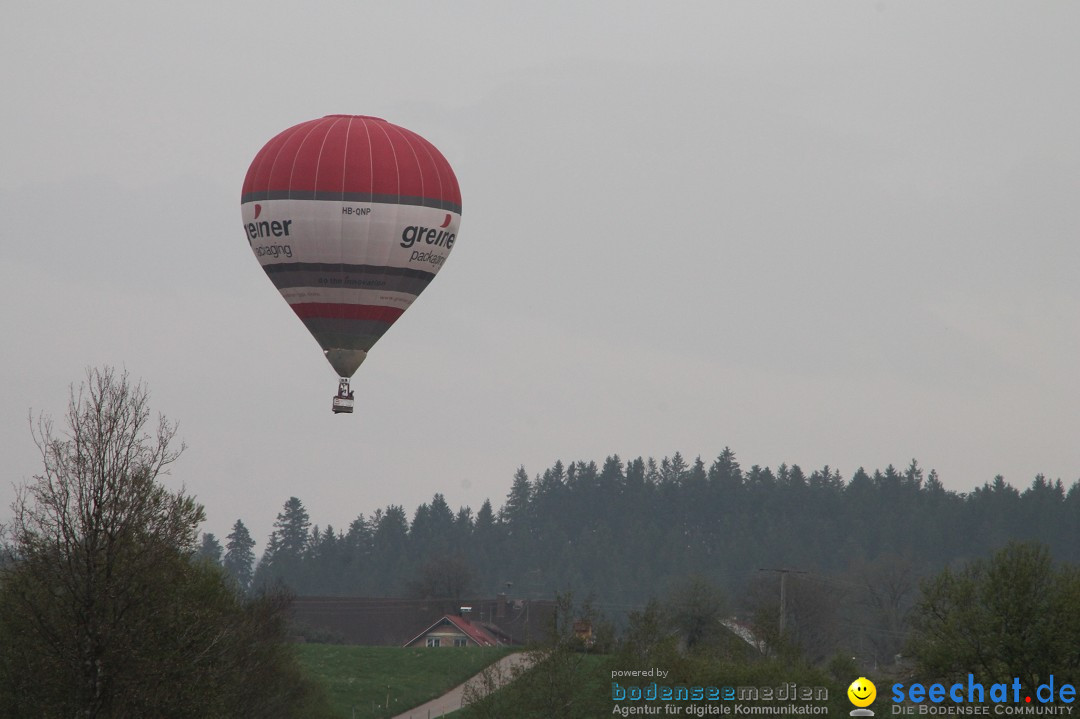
left=332, top=379, right=355, bottom=414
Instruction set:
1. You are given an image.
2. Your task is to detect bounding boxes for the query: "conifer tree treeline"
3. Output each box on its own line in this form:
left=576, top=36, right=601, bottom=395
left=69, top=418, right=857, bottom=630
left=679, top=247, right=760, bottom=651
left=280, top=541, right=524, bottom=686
left=225, top=450, right=1079, bottom=605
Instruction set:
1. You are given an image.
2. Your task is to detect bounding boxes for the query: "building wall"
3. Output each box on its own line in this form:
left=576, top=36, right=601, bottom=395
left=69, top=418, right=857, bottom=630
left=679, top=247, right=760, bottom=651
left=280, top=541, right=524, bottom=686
left=413, top=628, right=472, bottom=648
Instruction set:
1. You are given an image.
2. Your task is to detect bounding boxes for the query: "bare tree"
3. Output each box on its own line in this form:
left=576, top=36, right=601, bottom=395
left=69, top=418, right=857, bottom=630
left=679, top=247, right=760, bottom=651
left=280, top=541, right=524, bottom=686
left=0, top=367, right=335, bottom=718
left=2, top=368, right=199, bottom=717
left=854, top=554, right=917, bottom=666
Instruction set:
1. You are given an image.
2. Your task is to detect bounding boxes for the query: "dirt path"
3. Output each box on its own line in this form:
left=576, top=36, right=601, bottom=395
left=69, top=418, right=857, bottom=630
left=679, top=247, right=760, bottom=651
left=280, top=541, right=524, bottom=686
left=390, top=651, right=531, bottom=719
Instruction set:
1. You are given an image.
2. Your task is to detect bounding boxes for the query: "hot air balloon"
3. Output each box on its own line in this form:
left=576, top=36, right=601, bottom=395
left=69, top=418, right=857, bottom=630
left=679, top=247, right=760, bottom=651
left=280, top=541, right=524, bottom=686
left=240, top=115, right=462, bottom=414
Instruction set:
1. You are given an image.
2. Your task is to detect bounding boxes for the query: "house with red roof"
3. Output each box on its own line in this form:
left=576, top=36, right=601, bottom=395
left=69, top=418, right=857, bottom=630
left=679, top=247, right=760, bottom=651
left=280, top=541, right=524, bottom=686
left=402, top=613, right=506, bottom=648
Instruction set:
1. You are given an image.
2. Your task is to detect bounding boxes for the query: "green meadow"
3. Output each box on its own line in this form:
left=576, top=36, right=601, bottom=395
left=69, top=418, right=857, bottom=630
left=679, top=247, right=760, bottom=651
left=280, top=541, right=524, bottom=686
left=294, top=644, right=514, bottom=719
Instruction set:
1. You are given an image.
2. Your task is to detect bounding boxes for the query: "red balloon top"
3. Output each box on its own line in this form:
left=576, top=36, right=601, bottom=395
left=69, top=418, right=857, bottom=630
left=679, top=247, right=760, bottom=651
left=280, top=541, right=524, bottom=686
left=241, top=115, right=461, bottom=213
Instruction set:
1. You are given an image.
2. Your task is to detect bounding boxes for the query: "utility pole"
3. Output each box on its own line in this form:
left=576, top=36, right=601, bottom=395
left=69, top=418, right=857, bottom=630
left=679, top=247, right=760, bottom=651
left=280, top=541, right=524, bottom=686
left=757, top=568, right=808, bottom=636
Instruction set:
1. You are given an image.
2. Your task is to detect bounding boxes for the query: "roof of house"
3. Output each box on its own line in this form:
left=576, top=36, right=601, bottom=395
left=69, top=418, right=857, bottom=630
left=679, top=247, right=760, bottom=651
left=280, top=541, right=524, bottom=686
left=403, top=614, right=501, bottom=647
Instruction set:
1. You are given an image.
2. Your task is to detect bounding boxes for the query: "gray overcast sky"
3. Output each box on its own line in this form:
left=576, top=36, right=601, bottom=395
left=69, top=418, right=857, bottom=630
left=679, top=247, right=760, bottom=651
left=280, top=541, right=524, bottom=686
left=2, top=1, right=1078, bottom=548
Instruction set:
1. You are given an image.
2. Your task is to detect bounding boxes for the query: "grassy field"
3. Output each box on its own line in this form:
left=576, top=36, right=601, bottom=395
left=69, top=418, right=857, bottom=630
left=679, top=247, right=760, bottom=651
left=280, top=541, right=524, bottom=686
left=451, top=652, right=612, bottom=718
left=294, top=644, right=515, bottom=719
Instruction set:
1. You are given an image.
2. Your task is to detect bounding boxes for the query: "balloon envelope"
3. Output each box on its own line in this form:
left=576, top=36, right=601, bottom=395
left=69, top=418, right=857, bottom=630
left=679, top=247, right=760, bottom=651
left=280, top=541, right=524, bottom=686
left=240, top=115, right=461, bottom=377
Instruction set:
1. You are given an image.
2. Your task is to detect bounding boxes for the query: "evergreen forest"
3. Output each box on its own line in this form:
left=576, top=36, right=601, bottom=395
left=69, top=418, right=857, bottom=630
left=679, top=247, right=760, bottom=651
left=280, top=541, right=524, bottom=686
left=210, top=450, right=1080, bottom=614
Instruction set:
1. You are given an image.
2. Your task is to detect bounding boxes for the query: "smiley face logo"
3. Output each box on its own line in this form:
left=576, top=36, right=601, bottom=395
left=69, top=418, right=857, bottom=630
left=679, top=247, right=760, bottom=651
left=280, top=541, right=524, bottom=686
left=848, top=677, right=876, bottom=707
